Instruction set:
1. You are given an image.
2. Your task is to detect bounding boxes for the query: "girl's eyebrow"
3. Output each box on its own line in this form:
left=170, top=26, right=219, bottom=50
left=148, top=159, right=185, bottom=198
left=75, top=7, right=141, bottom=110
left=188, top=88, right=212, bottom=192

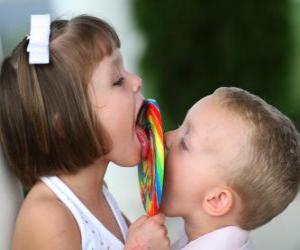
left=111, top=54, right=122, bottom=66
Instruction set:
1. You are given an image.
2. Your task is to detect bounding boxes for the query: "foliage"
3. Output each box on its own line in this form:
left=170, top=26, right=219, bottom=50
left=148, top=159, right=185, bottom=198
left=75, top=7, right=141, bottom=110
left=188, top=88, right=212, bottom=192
left=133, top=0, right=293, bottom=129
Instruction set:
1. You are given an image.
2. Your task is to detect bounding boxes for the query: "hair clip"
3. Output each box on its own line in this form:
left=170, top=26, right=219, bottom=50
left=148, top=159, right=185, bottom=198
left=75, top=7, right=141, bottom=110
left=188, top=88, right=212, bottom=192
left=26, top=14, right=50, bottom=64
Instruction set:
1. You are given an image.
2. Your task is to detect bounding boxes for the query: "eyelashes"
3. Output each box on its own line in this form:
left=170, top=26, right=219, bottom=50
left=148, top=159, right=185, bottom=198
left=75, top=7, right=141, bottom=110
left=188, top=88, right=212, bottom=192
left=113, top=77, right=124, bottom=86
left=180, top=137, right=188, bottom=150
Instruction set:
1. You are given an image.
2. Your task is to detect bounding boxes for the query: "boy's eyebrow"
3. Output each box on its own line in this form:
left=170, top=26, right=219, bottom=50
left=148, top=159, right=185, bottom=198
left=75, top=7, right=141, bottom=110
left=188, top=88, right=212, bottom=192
left=183, top=122, right=191, bottom=144
left=185, top=122, right=191, bottom=135
left=185, top=121, right=196, bottom=148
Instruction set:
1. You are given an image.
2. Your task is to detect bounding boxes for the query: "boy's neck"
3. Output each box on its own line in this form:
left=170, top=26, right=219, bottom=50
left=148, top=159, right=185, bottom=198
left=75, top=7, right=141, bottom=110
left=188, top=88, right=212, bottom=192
left=183, top=213, right=237, bottom=242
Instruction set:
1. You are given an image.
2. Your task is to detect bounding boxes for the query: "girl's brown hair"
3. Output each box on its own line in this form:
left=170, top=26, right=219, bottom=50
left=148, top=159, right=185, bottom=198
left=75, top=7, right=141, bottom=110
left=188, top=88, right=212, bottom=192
left=0, top=15, right=120, bottom=187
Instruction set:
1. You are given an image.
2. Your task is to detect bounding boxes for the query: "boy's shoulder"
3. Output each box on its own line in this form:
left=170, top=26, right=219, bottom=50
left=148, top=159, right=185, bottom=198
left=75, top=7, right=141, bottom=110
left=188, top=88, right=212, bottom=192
left=172, top=226, right=253, bottom=250
left=12, top=181, right=81, bottom=250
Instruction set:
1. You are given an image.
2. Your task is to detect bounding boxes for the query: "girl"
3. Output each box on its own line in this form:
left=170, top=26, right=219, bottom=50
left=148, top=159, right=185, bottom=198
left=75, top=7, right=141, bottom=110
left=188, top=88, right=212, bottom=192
left=0, top=15, right=169, bottom=250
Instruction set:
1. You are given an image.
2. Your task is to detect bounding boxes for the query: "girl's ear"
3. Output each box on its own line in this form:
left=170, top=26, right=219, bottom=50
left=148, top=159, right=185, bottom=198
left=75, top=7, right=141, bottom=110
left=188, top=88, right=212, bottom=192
left=202, top=187, right=234, bottom=217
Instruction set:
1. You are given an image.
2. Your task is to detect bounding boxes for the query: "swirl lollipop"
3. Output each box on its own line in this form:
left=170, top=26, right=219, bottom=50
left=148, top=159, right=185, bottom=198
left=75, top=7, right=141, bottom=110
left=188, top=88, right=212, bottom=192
left=136, top=99, right=164, bottom=216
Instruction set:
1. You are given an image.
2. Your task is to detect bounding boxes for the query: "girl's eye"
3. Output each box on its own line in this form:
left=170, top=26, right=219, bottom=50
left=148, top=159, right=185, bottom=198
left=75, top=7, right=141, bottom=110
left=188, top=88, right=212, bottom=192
left=113, top=77, right=124, bottom=86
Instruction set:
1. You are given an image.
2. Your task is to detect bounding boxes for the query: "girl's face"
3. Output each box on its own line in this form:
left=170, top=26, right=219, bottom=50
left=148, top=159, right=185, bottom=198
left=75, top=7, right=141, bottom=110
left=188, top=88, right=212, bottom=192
left=88, top=49, right=145, bottom=167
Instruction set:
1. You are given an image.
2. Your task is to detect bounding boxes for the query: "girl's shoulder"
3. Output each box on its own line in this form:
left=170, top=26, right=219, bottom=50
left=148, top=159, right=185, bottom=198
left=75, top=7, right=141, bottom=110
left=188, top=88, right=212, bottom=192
left=12, top=181, right=81, bottom=250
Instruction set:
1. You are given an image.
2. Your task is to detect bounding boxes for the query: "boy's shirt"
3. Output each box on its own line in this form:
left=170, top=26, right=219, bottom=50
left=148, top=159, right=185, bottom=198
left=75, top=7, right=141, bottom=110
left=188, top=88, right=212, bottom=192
left=172, top=226, right=253, bottom=250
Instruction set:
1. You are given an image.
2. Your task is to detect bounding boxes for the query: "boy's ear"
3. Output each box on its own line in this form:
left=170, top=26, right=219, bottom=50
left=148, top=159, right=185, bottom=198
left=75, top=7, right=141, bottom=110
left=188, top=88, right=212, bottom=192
left=202, top=187, right=234, bottom=217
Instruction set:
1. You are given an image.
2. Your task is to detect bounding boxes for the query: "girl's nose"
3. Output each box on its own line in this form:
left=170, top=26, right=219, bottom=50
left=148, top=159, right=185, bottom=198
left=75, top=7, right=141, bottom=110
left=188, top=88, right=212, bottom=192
left=131, top=73, right=143, bottom=93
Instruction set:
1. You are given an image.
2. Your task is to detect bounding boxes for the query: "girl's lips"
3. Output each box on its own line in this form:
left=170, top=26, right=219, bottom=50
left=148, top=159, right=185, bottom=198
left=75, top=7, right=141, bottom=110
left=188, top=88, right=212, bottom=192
left=136, top=126, right=149, bottom=160
left=135, top=97, right=146, bottom=122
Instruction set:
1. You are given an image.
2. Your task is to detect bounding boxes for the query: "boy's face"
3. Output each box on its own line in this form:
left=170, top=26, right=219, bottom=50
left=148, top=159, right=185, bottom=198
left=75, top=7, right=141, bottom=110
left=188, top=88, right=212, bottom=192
left=161, top=94, right=248, bottom=217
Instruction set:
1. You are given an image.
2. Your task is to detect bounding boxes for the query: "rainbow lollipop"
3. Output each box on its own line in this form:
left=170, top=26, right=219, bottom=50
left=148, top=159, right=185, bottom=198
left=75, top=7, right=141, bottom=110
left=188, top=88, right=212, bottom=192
left=137, top=99, right=165, bottom=216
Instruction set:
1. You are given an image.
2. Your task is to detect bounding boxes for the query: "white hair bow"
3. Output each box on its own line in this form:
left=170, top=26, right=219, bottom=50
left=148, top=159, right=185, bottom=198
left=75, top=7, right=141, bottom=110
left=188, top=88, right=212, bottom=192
left=26, top=14, right=51, bottom=64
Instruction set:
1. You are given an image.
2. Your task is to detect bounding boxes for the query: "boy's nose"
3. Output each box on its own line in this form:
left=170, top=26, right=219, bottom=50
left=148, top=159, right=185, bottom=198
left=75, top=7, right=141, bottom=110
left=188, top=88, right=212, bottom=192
left=164, top=130, right=174, bottom=148
left=164, top=130, right=175, bottom=158
left=164, top=132, right=170, bottom=158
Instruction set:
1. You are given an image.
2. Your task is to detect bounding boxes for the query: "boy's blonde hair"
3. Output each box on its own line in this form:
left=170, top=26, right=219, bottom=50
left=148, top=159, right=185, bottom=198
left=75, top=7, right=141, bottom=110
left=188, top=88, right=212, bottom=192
left=214, top=87, right=300, bottom=230
left=0, top=15, right=120, bottom=187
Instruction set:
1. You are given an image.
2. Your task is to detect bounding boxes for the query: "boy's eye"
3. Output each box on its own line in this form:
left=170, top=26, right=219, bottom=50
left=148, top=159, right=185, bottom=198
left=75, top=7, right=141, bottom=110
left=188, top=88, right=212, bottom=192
left=180, top=137, right=188, bottom=150
left=113, top=77, right=124, bottom=86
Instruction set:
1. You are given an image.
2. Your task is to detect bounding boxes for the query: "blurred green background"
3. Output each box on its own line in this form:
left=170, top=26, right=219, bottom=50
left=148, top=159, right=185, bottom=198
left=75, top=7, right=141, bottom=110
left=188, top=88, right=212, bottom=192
left=133, top=0, right=300, bottom=131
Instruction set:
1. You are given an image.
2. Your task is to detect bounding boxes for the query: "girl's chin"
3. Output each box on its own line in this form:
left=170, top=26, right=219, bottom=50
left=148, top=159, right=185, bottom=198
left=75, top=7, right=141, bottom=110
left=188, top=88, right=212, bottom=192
left=120, top=151, right=141, bottom=167
left=112, top=160, right=139, bottom=167
left=130, top=153, right=142, bottom=166
left=106, top=145, right=141, bottom=167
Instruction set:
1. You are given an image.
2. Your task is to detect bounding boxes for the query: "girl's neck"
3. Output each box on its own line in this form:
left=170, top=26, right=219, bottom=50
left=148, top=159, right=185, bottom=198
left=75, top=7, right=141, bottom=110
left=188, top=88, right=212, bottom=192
left=59, top=157, right=109, bottom=203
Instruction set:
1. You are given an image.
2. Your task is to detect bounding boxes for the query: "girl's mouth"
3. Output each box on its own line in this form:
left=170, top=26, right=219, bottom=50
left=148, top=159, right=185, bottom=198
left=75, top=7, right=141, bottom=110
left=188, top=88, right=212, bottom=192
left=135, top=100, right=149, bottom=160
left=136, top=126, right=149, bottom=159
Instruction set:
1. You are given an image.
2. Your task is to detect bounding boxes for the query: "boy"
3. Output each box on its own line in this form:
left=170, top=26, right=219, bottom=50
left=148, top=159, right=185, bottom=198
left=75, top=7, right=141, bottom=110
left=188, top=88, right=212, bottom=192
left=161, top=87, right=300, bottom=250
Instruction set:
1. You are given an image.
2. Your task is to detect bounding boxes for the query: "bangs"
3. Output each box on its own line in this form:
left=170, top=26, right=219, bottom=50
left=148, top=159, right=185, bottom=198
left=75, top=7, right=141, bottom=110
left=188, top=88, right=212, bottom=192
left=70, top=15, right=121, bottom=62
left=51, top=15, right=121, bottom=84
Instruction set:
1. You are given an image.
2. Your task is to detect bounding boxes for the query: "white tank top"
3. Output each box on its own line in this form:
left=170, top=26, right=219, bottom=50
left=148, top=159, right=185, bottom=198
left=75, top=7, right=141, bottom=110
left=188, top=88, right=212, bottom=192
left=41, top=176, right=128, bottom=250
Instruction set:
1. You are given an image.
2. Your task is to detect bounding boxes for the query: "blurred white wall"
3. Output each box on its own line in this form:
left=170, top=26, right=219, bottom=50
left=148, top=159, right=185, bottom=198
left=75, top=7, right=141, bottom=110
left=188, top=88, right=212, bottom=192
left=0, top=34, right=24, bottom=250
left=0, top=0, right=51, bottom=55
left=251, top=195, right=300, bottom=250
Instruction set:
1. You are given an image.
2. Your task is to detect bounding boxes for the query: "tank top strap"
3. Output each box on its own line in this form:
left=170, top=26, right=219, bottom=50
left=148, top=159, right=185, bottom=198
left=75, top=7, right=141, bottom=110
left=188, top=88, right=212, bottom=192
left=41, top=176, right=89, bottom=248
left=41, top=176, right=128, bottom=249
left=102, top=186, right=128, bottom=240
